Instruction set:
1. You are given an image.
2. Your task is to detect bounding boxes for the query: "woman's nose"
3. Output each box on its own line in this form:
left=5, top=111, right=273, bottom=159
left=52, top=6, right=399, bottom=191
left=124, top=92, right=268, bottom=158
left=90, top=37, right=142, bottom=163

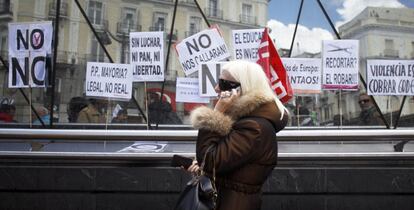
left=214, top=84, right=220, bottom=93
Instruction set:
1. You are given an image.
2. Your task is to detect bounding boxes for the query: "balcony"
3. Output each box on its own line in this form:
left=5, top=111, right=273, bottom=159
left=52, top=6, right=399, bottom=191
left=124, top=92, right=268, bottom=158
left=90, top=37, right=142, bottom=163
left=149, top=27, right=178, bottom=42
left=55, top=51, right=79, bottom=64
left=117, top=22, right=142, bottom=36
left=48, top=2, right=68, bottom=19
left=0, top=1, right=13, bottom=21
left=204, top=7, right=223, bottom=19
left=383, top=49, right=399, bottom=58
left=185, top=30, right=199, bottom=37
left=240, top=14, right=257, bottom=25
left=90, top=19, right=108, bottom=32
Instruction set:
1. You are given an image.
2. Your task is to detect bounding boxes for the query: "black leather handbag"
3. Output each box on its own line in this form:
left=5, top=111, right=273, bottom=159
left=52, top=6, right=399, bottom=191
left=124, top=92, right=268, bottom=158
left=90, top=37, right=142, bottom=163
left=174, top=146, right=217, bottom=210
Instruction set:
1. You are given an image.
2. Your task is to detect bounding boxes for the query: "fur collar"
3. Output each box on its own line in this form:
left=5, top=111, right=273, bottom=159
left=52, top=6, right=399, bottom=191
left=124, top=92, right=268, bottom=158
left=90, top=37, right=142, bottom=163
left=190, top=91, right=274, bottom=135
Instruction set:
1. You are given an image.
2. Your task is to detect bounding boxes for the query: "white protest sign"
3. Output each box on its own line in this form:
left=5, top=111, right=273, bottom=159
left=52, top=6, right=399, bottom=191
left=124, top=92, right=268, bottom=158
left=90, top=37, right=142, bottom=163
left=85, top=62, right=133, bottom=99
left=232, top=29, right=263, bottom=62
left=282, top=58, right=322, bottom=94
left=130, top=31, right=164, bottom=81
left=8, top=22, right=53, bottom=88
left=175, top=26, right=230, bottom=76
left=176, top=77, right=210, bottom=103
left=367, top=60, right=414, bottom=96
left=198, top=62, right=227, bottom=97
left=322, top=40, right=359, bottom=90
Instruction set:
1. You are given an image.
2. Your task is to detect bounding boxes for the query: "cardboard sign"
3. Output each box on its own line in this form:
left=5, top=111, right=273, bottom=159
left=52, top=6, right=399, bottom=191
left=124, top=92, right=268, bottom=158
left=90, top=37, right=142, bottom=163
left=282, top=58, right=322, bottom=94
left=130, top=32, right=164, bottom=81
left=322, top=40, right=359, bottom=90
left=198, top=62, right=227, bottom=97
left=85, top=62, right=133, bottom=99
left=232, top=29, right=263, bottom=62
left=8, top=22, right=53, bottom=88
left=367, top=60, right=414, bottom=96
left=176, top=77, right=210, bottom=103
left=175, top=26, right=230, bottom=76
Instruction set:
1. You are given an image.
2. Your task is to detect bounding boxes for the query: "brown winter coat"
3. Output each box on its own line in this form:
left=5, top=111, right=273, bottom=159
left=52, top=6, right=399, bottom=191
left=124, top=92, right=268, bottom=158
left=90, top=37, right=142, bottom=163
left=77, top=104, right=106, bottom=123
left=190, top=91, right=288, bottom=210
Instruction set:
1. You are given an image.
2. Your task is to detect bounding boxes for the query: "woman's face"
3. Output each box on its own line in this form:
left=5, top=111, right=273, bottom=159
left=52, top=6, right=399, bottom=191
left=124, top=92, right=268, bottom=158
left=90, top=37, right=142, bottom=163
left=215, top=71, right=239, bottom=94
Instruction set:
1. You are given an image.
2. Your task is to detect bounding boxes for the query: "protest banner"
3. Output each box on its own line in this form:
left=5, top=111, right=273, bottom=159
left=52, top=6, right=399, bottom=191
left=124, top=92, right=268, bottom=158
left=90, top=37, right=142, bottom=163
left=322, top=40, right=359, bottom=90
left=367, top=60, right=414, bottom=96
left=8, top=22, right=53, bottom=88
left=176, top=77, right=210, bottom=103
left=175, top=26, right=230, bottom=76
left=232, top=29, right=263, bottom=62
left=198, top=62, right=227, bottom=97
left=85, top=62, right=133, bottom=100
left=130, top=31, right=164, bottom=82
left=257, top=28, right=293, bottom=103
left=282, top=58, right=322, bottom=94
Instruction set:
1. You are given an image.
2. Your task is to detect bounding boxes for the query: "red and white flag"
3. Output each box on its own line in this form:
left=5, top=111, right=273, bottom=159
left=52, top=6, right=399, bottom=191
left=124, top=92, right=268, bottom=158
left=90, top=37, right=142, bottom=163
left=257, top=28, right=293, bottom=104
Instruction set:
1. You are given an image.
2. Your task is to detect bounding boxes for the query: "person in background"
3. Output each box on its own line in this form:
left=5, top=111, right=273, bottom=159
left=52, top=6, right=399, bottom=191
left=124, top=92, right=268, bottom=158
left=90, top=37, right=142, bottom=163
left=77, top=98, right=107, bottom=123
left=188, top=60, right=289, bottom=210
left=358, top=93, right=384, bottom=126
left=0, top=104, right=16, bottom=123
left=32, top=106, right=50, bottom=125
left=67, top=97, right=88, bottom=123
left=111, top=109, right=128, bottom=123
left=148, top=93, right=182, bottom=124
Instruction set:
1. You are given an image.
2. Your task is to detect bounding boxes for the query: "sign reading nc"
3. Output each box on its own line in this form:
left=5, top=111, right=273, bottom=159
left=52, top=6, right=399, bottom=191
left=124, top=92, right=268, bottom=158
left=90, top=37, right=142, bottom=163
left=8, top=22, right=53, bottom=88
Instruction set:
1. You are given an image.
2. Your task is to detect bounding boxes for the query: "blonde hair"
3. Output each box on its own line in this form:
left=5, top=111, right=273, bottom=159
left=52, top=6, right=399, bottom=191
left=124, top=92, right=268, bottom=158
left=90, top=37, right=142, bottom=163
left=221, top=60, right=287, bottom=119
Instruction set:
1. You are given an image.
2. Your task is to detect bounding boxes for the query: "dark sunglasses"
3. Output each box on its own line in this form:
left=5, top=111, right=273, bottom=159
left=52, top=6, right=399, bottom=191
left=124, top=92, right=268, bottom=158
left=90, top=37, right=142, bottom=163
left=358, top=99, right=370, bottom=104
left=218, top=79, right=240, bottom=91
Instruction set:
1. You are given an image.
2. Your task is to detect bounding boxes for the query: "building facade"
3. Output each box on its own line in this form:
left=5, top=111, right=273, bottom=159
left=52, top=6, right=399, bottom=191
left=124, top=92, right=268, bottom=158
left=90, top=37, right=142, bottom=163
left=335, top=6, right=414, bottom=125
left=0, top=0, right=269, bottom=123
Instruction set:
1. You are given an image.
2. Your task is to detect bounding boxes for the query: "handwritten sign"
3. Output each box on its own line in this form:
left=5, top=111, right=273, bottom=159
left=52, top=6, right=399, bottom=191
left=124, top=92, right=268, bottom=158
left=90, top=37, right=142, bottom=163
left=232, top=29, right=263, bottom=62
left=322, top=40, right=359, bottom=90
left=282, top=58, right=322, bottom=94
left=367, top=60, right=414, bottom=96
left=130, top=32, right=164, bottom=81
left=175, top=26, right=230, bottom=76
left=8, top=22, right=53, bottom=88
left=176, top=77, right=210, bottom=103
left=85, top=62, right=133, bottom=99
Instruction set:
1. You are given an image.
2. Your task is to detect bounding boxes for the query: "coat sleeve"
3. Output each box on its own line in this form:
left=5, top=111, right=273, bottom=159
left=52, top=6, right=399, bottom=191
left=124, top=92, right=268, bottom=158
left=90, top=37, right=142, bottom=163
left=196, top=119, right=262, bottom=175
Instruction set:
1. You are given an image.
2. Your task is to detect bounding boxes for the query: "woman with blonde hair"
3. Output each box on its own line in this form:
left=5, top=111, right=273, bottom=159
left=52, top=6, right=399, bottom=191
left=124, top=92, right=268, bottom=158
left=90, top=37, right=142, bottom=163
left=189, top=60, right=288, bottom=210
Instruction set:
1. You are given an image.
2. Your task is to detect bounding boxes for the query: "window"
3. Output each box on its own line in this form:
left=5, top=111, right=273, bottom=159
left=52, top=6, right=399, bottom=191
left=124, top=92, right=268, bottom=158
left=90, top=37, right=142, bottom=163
left=209, top=0, right=218, bottom=16
left=385, top=39, right=394, bottom=50
left=91, top=38, right=105, bottom=62
left=121, top=7, right=136, bottom=31
left=153, top=12, right=167, bottom=31
left=241, top=4, right=252, bottom=23
left=87, top=1, right=103, bottom=25
left=0, top=0, right=11, bottom=13
left=189, top=16, right=201, bottom=36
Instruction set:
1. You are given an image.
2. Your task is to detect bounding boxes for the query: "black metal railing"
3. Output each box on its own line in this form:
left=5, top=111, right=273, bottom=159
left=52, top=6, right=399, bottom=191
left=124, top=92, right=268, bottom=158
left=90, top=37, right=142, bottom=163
left=117, top=22, right=142, bottom=35
left=185, top=30, right=198, bottom=37
left=240, top=14, right=257, bottom=25
left=384, top=49, right=399, bottom=58
left=204, top=7, right=223, bottom=19
left=149, top=27, right=178, bottom=41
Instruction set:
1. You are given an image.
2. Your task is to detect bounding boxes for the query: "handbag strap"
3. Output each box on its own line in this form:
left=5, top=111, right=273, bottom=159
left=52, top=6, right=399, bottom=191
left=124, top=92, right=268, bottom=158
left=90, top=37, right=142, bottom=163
left=199, top=145, right=217, bottom=192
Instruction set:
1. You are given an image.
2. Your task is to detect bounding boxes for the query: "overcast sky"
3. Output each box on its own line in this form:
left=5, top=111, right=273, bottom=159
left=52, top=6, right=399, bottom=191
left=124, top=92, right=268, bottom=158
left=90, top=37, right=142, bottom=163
left=267, top=0, right=414, bottom=55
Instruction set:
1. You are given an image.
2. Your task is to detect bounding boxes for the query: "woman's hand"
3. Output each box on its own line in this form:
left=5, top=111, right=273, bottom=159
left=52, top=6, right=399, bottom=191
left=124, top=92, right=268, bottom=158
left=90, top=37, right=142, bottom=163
left=186, top=159, right=200, bottom=176
left=214, top=89, right=240, bottom=113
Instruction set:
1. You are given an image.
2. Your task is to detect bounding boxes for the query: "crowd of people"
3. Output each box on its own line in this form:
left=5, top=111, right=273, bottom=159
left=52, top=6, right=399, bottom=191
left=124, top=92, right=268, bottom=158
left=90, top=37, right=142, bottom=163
left=0, top=91, right=386, bottom=126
